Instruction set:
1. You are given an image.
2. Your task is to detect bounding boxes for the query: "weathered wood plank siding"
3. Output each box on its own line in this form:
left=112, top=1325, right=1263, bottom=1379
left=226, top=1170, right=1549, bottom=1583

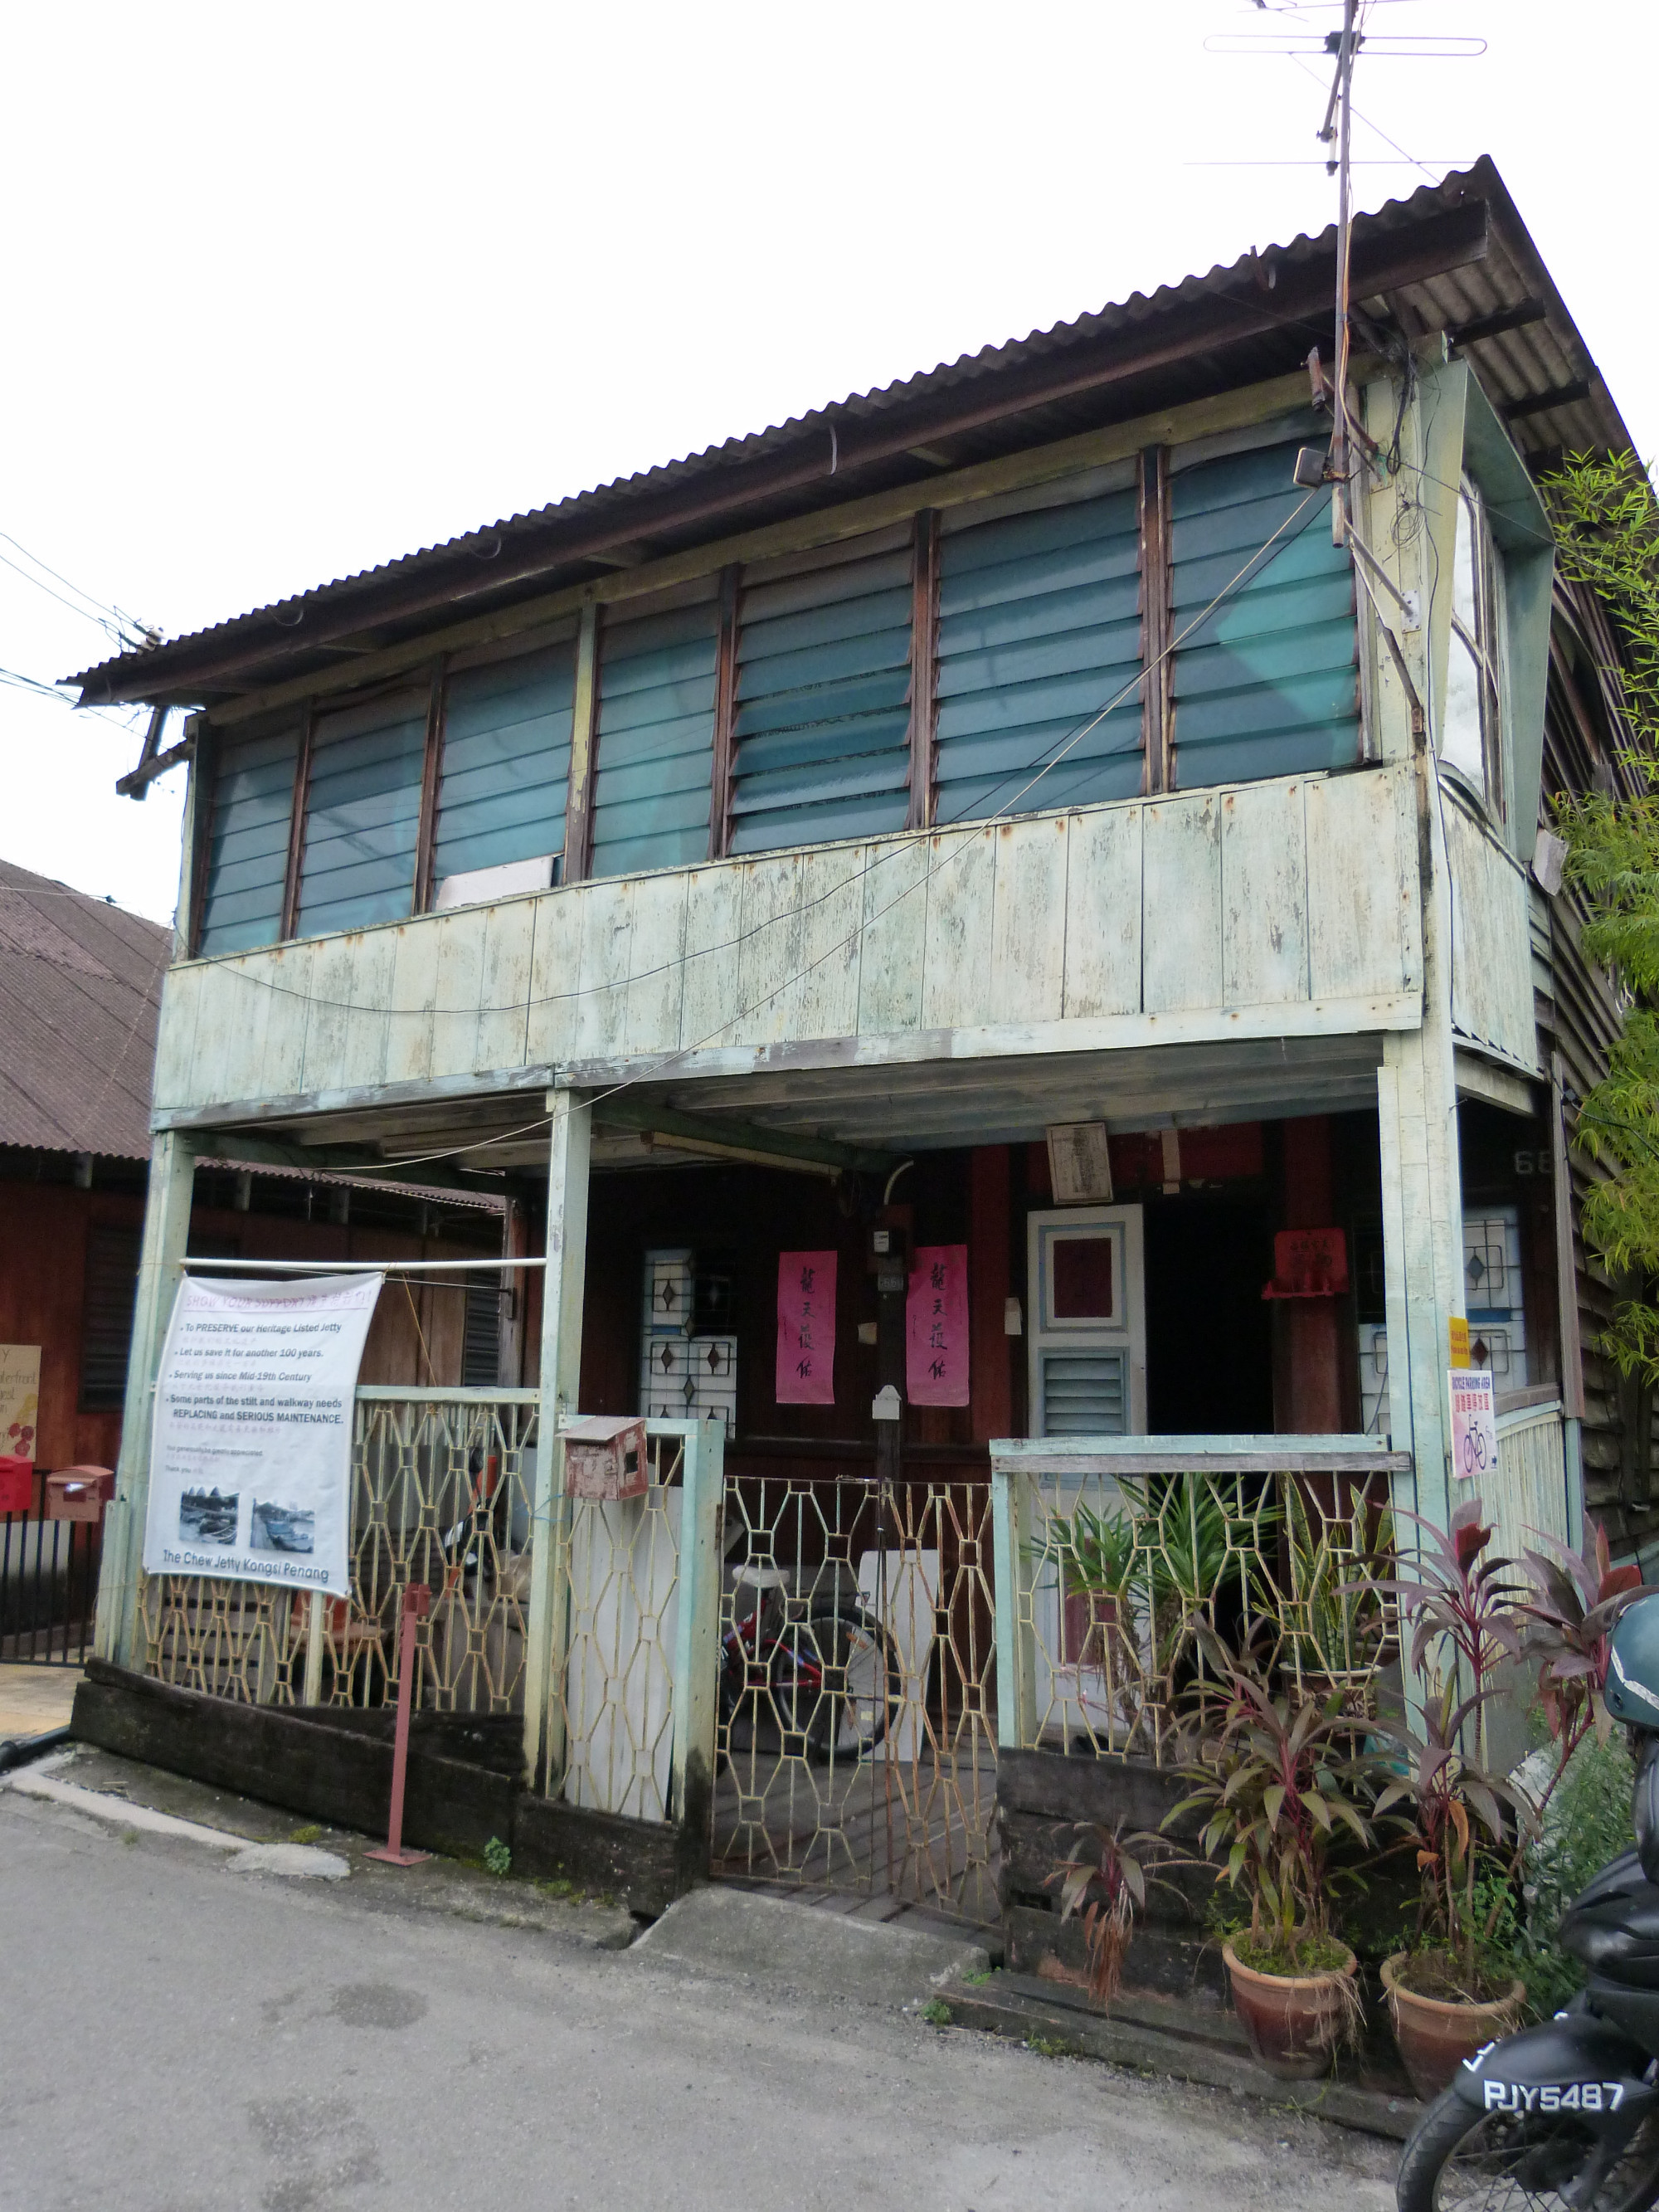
left=1442, top=777, right=1539, bottom=1074
left=153, top=763, right=1424, bottom=1120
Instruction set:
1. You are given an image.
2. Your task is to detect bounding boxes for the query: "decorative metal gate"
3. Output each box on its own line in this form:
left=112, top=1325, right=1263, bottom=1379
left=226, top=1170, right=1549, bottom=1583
left=712, top=1469, right=998, bottom=1924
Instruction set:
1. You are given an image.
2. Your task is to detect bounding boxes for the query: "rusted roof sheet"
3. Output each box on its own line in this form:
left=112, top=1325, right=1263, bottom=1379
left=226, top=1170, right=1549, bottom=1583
left=71, top=158, right=1633, bottom=710
left=0, top=860, right=168, bottom=1159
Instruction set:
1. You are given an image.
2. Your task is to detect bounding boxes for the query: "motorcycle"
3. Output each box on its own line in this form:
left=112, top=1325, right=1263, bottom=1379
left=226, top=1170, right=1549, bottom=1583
left=1398, top=1733, right=1659, bottom=2210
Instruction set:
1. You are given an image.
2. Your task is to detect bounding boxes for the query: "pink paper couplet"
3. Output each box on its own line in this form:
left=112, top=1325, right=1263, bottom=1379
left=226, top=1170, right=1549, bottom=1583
left=776, top=1250, right=837, bottom=1405
left=907, top=1244, right=970, bottom=1406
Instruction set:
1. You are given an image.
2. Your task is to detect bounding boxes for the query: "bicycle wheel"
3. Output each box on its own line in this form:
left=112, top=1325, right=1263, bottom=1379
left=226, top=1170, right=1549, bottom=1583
left=1396, top=2087, right=1659, bottom=2212
left=803, top=1607, right=898, bottom=1762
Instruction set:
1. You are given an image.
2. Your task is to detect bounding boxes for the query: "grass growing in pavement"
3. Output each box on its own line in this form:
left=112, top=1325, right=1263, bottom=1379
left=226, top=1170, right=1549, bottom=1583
left=921, top=1999, right=953, bottom=2026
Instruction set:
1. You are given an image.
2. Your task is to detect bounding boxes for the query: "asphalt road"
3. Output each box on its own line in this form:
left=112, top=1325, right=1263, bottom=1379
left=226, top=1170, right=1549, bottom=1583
left=2, top=1779, right=1399, bottom=2212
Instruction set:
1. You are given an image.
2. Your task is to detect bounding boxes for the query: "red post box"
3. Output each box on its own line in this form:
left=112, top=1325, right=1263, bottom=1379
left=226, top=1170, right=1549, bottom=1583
left=0, top=1454, right=32, bottom=1516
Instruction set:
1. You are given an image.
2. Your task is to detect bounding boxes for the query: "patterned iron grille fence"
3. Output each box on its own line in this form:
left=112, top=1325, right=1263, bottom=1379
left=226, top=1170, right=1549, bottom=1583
left=713, top=1471, right=998, bottom=1924
left=545, top=1429, right=686, bottom=1821
left=1004, top=1464, right=1396, bottom=1765
left=140, top=1391, right=539, bottom=1712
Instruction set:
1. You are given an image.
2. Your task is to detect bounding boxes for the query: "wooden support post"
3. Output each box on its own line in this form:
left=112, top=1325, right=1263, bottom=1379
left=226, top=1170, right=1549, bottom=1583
left=669, top=1417, right=723, bottom=1853
left=523, top=1088, right=591, bottom=1791
left=969, top=1146, right=1012, bottom=1444
left=95, top=1128, right=201, bottom=1670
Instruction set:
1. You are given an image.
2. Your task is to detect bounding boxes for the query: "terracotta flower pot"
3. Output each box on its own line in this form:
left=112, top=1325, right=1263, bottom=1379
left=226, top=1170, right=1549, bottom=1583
left=1222, top=1938, right=1360, bottom=2079
left=1380, top=1952, right=1525, bottom=2100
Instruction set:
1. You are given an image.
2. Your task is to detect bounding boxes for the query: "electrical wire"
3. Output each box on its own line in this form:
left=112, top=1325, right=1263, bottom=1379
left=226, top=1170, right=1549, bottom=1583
left=0, top=664, right=147, bottom=738
left=152, top=482, right=1328, bottom=1051
left=341, top=485, right=1329, bottom=1170
left=0, top=529, right=140, bottom=631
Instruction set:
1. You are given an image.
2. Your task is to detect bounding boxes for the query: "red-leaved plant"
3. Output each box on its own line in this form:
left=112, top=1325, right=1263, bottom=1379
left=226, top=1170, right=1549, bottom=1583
left=1517, top=1522, right=1647, bottom=1820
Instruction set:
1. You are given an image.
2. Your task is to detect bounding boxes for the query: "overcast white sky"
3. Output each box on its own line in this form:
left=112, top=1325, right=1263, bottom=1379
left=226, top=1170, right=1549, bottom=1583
left=2, top=0, right=1652, bottom=923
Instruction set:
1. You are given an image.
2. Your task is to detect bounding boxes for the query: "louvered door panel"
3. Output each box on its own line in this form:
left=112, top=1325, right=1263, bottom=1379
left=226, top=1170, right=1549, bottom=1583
left=295, top=689, right=429, bottom=936
left=935, top=480, right=1142, bottom=822
left=730, top=531, right=913, bottom=853
left=1170, top=432, right=1359, bottom=788
left=197, top=719, right=301, bottom=955
left=590, top=597, right=719, bottom=878
left=1039, top=1350, right=1126, bottom=1435
left=434, top=636, right=576, bottom=887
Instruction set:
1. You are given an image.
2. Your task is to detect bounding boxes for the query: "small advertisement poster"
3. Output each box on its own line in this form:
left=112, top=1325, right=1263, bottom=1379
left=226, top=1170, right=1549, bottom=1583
left=907, top=1245, right=970, bottom=1407
left=1450, top=1366, right=1497, bottom=1483
left=143, top=1274, right=384, bottom=1596
left=776, top=1250, right=836, bottom=1406
left=0, top=1344, right=41, bottom=1460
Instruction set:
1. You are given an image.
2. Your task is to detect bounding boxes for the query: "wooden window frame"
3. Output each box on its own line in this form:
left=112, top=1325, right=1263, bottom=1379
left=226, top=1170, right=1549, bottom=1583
left=411, top=660, right=448, bottom=914
left=184, top=723, right=216, bottom=959
left=278, top=705, right=316, bottom=943
left=908, top=509, right=940, bottom=831
left=1138, top=446, right=1173, bottom=795
left=708, top=564, right=740, bottom=859
left=562, top=602, right=601, bottom=884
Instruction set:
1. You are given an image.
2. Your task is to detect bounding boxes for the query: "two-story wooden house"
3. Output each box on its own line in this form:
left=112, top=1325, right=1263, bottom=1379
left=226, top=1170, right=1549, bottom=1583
left=67, top=161, right=1655, bottom=1915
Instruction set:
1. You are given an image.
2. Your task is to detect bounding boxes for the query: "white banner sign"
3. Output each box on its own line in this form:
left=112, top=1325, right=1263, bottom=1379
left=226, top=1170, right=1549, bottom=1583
left=1450, top=1366, right=1498, bottom=1483
left=144, top=1274, right=383, bottom=1596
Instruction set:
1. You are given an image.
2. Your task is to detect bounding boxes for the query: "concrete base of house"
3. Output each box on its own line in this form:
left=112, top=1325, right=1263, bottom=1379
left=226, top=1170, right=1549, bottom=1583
left=631, top=1883, right=991, bottom=2010
left=939, top=1970, right=1422, bottom=2139
left=71, top=1659, right=704, bottom=1917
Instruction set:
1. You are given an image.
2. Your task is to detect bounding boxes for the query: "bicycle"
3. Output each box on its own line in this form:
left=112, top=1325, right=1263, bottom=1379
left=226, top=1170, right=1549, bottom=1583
left=718, top=1562, right=900, bottom=1763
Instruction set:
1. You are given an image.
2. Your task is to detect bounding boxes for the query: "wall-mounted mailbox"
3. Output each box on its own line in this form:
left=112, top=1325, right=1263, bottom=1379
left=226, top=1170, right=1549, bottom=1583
left=0, top=1454, right=33, bottom=1515
left=46, top=1465, right=114, bottom=1523
left=562, top=1416, right=648, bottom=1502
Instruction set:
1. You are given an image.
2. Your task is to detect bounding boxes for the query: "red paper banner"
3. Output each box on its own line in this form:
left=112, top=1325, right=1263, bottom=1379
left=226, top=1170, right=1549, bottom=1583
left=776, top=1250, right=837, bottom=1405
left=907, top=1244, right=970, bottom=1406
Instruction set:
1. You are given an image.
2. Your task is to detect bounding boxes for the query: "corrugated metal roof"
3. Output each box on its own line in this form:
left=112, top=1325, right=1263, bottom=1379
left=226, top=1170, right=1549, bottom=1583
left=0, top=860, right=168, bottom=1159
left=73, top=158, right=1633, bottom=710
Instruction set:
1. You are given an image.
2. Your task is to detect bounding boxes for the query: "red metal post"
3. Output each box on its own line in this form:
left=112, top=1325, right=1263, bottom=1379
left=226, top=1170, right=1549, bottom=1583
left=366, top=1583, right=431, bottom=1867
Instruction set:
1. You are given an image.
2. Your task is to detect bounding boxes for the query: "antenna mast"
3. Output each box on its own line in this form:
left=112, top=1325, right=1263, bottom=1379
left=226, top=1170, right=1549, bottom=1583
left=1321, top=0, right=1359, bottom=543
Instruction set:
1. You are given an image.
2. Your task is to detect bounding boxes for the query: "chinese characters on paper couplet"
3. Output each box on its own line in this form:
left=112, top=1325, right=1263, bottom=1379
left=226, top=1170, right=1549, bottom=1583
left=776, top=1250, right=837, bottom=1406
left=907, top=1244, right=970, bottom=1407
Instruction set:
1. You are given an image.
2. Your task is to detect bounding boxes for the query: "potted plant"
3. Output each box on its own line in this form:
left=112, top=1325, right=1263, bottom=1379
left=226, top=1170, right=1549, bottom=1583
left=1372, top=1501, right=1530, bottom=2096
left=1169, top=1622, right=1373, bottom=2078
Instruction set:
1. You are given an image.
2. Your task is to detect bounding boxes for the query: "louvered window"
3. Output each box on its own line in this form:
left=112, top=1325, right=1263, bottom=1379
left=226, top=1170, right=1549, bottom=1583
left=434, top=636, right=576, bottom=895
left=935, top=473, right=1142, bottom=824
left=1027, top=1207, right=1146, bottom=1440
left=197, top=719, right=301, bottom=956
left=296, top=688, right=430, bottom=936
left=730, top=529, right=913, bottom=854
left=79, top=1224, right=142, bottom=1412
left=590, top=592, right=720, bottom=878
left=1170, top=429, right=1359, bottom=788
left=460, top=1279, right=502, bottom=1388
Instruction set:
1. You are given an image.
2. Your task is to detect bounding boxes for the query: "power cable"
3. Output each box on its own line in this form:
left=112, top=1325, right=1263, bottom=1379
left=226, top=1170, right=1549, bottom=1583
left=0, top=664, right=147, bottom=738
left=152, top=482, right=1328, bottom=1047
left=0, top=529, right=139, bottom=631
left=348, top=485, right=1329, bottom=1170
